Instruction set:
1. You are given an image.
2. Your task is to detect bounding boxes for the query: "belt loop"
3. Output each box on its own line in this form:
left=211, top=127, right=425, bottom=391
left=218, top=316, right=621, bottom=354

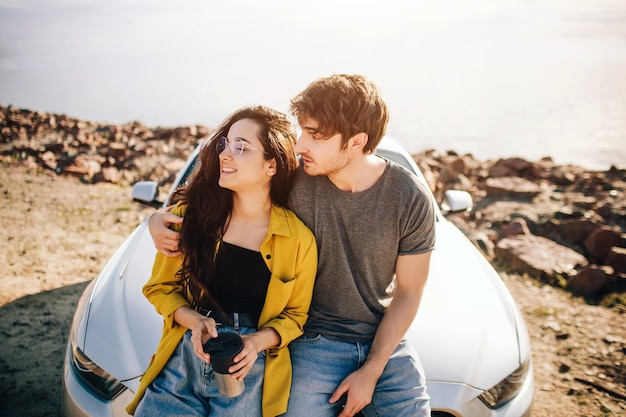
left=233, top=312, right=240, bottom=330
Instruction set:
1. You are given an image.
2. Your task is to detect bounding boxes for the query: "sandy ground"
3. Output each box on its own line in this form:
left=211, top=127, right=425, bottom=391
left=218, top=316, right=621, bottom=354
left=0, top=164, right=624, bottom=416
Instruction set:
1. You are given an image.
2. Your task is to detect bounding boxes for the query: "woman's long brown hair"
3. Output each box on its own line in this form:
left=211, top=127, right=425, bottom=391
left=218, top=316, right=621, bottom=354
left=171, top=106, right=298, bottom=309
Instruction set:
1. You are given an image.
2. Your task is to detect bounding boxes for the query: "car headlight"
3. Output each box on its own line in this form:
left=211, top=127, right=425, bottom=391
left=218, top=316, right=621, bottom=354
left=70, top=339, right=126, bottom=400
left=478, top=359, right=530, bottom=409
left=68, top=278, right=126, bottom=401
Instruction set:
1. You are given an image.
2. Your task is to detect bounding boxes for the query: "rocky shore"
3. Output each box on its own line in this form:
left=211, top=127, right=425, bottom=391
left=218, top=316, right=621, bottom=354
left=2, top=103, right=625, bottom=306
left=412, top=148, right=626, bottom=306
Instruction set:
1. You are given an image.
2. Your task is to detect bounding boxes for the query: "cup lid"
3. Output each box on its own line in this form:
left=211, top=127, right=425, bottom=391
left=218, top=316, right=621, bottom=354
left=203, top=333, right=244, bottom=373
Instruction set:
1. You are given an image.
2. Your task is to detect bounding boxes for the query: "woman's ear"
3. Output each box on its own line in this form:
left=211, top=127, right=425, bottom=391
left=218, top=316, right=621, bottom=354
left=266, top=158, right=277, bottom=176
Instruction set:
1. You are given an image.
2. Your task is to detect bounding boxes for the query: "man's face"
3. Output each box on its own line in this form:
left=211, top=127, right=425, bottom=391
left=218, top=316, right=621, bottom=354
left=294, top=118, right=349, bottom=177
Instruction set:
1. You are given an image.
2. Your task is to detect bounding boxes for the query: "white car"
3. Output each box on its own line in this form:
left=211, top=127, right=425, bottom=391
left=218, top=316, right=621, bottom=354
left=62, top=136, right=534, bottom=417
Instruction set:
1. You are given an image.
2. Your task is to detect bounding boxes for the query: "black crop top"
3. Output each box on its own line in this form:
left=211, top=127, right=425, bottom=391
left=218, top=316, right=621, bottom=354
left=204, top=241, right=271, bottom=322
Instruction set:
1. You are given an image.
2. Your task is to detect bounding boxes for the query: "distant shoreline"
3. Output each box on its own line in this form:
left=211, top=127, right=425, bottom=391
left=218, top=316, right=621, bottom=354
left=1, top=102, right=623, bottom=174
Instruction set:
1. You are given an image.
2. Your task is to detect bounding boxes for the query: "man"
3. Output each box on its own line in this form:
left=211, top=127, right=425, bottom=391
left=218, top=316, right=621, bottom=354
left=149, top=74, right=435, bottom=417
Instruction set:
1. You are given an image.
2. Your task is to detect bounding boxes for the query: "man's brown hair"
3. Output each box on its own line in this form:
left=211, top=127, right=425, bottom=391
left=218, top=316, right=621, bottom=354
left=290, top=74, right=389, bottom=154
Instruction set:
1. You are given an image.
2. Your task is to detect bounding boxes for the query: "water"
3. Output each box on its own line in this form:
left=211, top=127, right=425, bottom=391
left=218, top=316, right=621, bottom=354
left=1, top=0, right=625, bottom=170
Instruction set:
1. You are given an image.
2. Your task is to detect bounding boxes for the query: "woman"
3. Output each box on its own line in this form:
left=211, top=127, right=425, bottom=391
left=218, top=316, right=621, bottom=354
left=127, top=106, right=318, bottom=417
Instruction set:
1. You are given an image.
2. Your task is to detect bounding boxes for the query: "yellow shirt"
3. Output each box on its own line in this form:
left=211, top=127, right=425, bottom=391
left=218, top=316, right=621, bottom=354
left=127, top=203, right=317, bottom=417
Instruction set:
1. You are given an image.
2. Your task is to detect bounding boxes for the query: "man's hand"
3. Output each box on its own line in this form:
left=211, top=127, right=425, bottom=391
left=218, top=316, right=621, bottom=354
left=330, top=251, right=432, bottom=417
left=148, top=210, right=182, bottom=257
left=329, top=365, right=379, bottom=417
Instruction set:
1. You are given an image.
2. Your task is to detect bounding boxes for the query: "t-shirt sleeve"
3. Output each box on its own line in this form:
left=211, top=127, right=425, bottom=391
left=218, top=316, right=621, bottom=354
left=398, top=172, right=436, bottom=255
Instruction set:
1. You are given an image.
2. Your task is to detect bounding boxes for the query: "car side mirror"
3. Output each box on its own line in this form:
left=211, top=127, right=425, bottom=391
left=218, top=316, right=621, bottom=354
left=440, top=189, right=473, bottom=215
left=132, top=181, right=163, bottom=208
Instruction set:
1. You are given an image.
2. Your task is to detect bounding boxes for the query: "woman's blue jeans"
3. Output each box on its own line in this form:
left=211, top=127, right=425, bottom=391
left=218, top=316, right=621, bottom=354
left=135, top=326, right=264, bottom=417
left=283, top=333, right=431, bottom=417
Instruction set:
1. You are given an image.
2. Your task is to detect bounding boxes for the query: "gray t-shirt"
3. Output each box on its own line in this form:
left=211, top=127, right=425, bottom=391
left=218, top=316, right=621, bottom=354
left=289, top=158, right=436, bottom=342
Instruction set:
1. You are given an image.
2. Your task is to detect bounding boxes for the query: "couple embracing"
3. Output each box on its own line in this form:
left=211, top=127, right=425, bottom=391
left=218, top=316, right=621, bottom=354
left=127, top=74, right=435, bottom=417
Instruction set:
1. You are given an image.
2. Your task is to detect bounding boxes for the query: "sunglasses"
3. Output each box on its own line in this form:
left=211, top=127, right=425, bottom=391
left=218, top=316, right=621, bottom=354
left=217, top=136, right=264, bottom=158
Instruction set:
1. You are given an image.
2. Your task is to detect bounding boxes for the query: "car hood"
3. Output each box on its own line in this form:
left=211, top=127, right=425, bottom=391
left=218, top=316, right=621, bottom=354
left=409, top=220, right=525, bottom=390
left=79, top=218, right=525, bottom=392
left=79, top=219, right=164, bottom=386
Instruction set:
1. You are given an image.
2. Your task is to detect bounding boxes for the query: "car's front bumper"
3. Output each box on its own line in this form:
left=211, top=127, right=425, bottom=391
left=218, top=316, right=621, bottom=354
left=429, top=360, right=534, bottom=417
left=62, top=343, right=533, bottom=417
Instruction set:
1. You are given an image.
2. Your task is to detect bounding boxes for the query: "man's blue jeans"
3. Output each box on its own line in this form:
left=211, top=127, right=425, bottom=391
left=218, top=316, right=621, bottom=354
left=283, top=333, right=430, bottom=417
left=135, top=327, right=264, bottom=417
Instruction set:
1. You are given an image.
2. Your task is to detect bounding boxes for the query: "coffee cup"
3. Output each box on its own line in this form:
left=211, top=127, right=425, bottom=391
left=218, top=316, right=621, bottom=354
left=203, top=332, right=245, bottom=397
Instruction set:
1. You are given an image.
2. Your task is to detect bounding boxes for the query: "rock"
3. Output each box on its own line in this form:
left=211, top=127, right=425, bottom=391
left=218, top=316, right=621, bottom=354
left=567, top=265, right=615, bottom=299
left=485, top=176, right=542, bottom=199
left=595, top=200, right=626, bottom=222
left=502, top=218, right=532, bottom=237
left=62, top=154, right=103, bottom=179
left=488, top=164, right=518, bottom=178
left=438, top=164, right=462, bottom=184
left=557, top=219, right=600, bottom=246
left=584, top=227, right=622, bottom=263
left=495, top=234, right=589, bottom=285
left=611, top=274, right=626, bottom=293
left=495, top=157, right=537, bottom=175
left=105, top=142, right=129, bottom=160
left=606, top=247, right=626, bottom=274
left=546, top=170, right=577, bottom=186
left=93, top=167, right=123, bottom=184
left=488, top=157, right=541, bottom=179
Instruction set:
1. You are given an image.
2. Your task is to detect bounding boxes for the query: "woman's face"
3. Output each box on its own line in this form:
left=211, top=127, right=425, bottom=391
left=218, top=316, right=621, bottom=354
left=218, top=118, right=276, bottom=194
